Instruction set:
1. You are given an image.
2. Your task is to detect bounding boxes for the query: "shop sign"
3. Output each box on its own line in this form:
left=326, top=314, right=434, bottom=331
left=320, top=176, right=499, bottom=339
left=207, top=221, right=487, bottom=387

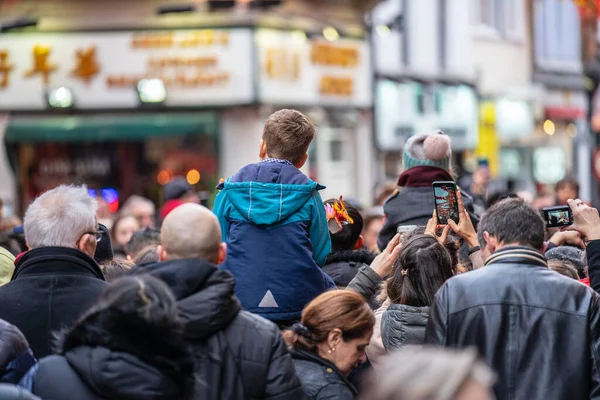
left=375, top=80, right=477, bottom=151
left=495, top=99, right=534, bottom=140
left=533, top=147, right=566, bottom=184
left=0, top=29, right=254, bottom=110
left=255, top=29, right=372, bottom=107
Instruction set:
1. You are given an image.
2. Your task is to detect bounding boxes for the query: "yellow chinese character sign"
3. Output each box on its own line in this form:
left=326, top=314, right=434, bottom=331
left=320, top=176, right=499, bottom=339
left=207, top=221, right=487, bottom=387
left=71, top=46, right=100, bottom=84
left=24, top=45, right=57, bottom=84
left=0, top=51, right=13, bottom=88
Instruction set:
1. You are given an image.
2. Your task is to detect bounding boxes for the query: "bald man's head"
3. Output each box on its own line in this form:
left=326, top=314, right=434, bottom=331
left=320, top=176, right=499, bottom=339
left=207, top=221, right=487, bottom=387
left=160, top=203, right=224, bottom=264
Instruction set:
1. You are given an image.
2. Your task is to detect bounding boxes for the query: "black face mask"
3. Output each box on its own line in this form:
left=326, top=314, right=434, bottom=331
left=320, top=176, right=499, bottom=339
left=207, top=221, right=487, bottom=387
left=0, top=349, right=36, bottom=384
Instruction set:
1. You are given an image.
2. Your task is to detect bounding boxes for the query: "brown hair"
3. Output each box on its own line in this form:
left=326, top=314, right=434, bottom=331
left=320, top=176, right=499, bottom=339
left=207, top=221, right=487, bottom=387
left=381, top=235, right=454, bottom=307
left=262, top=109, right=316, bottom=165
left=283, top=290, right=374, bottom=352
left=101, top=259, right=134, bottom=282
left=547, top=259, right=579, bottom=280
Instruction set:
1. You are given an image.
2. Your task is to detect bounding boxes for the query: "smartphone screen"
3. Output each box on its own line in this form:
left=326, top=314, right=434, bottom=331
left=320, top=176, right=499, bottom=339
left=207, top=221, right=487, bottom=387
left=432, top=181, right=459, bottom=225
left=542, top=206, right=573, bottom=228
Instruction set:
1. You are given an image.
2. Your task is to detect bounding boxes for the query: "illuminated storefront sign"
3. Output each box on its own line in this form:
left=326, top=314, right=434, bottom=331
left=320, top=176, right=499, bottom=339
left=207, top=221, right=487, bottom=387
left=256, top=29, right=372, bottom=107
left=0, top=29, right=254, bottom=109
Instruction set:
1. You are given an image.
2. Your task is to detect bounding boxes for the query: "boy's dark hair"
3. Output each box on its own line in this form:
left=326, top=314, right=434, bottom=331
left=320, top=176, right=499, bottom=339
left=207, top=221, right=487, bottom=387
left=556, top=177, right=579, bottom=194
left=262, top=109, right=316, bottom=165
left=478, top=198, right=545, bottom=250
left=324, top=199, right=363, bottom=252
left=384, top=235, right=454, bottom=307
left=125, top=227, right=161, bottom=259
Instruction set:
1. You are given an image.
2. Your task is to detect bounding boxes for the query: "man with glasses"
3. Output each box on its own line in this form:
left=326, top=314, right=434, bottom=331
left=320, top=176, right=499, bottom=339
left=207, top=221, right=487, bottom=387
left=0, top=185, right=108, bottom=358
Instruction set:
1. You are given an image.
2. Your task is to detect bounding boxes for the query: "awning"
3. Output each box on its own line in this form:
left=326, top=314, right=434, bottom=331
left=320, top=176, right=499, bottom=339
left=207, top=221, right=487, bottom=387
left=5, top=113, right=218, bottom=143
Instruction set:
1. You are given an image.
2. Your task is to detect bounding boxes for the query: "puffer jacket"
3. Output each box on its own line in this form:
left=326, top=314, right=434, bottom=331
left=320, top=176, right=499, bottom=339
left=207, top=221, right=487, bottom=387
left=323, top=250, right=376, bottom=288
left=292, top=349, right=357, bottom=400
left=425, top=245, right=600, bottom=400
left=130, top=259, right=305, bottom=400
left=381, top=304, right=430, bottom=350
left=31, top=346, right=186, bottom=400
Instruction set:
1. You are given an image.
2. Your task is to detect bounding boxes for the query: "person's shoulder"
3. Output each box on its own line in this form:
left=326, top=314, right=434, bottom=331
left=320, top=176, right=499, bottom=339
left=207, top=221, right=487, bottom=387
left=227, top=310, right=281, bottom=340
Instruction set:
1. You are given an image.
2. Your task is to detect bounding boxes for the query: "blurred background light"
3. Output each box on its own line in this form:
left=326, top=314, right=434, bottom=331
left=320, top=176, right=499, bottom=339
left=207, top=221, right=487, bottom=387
left=186, top=169, right=201, bottom=185
left=322, top=26, right=339, bottom=41
left=291, top=30, right=307, bottom=43
left=543, top=119, right=555, bottom=136
left=157, top=170, right=171, bottom=185
left=137, top=79, right=167, bottom=104
left=47, top=87, right=74, bottom=109
left=375, top=24, right=391, bottom=37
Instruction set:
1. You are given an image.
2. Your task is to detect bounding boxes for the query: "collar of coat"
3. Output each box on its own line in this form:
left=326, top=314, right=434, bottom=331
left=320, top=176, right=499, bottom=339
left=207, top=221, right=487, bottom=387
left=12, top=247, right=105, bottom=281
left=290, top=349, right=358, bottom=396
left=484, top=246, right=547, bottom=268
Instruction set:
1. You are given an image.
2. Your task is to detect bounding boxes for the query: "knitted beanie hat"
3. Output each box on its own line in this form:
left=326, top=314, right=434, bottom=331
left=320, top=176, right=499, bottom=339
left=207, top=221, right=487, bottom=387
left=402, top=130, right=451, bottom=171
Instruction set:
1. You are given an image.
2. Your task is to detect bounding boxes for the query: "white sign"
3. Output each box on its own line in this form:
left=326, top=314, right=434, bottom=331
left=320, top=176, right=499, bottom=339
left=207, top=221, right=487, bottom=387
left=0, top=29, right=254, bottom=109
left=375, top=80, right=478, bottom=151
left=255, top=29, right=372, bottom=107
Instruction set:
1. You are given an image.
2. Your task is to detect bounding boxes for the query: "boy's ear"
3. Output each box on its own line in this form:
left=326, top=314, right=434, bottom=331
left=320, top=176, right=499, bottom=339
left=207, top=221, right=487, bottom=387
left=295, top=153, right=308, bottom=169
left=259, top=139, right=267, bottom=160
left=354, top=235, right=364, bottom=250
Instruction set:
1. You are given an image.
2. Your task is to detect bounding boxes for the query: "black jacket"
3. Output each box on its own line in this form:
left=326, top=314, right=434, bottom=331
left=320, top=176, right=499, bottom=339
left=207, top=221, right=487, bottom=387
left=381, top=304, right=429, bottom=351
left=0, top=247, right=107, bottom=358
left=32, top=346, right=185, bottom=400
left=323, top=250, right=376, bottom=288
left=425, top=246, right=600, bottom=400
left=291, top=349, right=357, bottom=400
left=130, top=259, right=305, bottom=400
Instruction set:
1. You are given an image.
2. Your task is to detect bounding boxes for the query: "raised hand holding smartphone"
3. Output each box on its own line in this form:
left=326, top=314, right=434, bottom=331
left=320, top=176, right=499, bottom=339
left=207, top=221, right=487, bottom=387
left=432, top=181, right=459, bottom=225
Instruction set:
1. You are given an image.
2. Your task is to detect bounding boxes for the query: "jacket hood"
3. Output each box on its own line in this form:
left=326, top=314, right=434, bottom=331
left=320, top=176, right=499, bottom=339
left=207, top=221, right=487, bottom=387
left=130, top=259, right=241, bottom=340
left=66, top=346, right=181, bottom=400
left=217, top=162, right=324, bottom=226
left=323, top=250, right=376, bottom=287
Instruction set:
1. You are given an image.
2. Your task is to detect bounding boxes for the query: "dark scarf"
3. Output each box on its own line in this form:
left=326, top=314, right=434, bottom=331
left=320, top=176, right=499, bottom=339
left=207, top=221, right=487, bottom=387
left=397, top=166, right=454, bottom=188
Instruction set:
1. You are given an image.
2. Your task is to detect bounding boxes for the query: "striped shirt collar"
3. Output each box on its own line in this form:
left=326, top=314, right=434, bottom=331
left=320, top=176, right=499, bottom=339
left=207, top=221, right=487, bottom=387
left=484, top=246, right=547, bottom=267
left=261, top=158, right=294, bottom=166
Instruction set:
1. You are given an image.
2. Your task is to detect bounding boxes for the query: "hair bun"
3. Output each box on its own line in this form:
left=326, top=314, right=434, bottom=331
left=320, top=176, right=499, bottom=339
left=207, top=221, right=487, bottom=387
left=291, top=322, right=310, bottom=338
left=423, top=133, right=450, bottom=161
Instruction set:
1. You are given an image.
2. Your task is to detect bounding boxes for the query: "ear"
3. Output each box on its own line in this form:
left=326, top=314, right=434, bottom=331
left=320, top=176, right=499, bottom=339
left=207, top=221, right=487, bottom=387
left=327, top=328, right=343, bottom=348
left=217, top=242, right=227, bottom=265
left=126, top=255, right=133, bottom=262
left=483, top=231, right=496, bottom=253
left=354, top=235, right=364, bottom=250
left=78, top=234, right=97, bottom=258
left=295, top=153, right=308, bottom=169
left=259, top=139, right=267, bottom=160
left=157, top=245, right=168, bottom=262
left=540, top=241, right=548, bottom=254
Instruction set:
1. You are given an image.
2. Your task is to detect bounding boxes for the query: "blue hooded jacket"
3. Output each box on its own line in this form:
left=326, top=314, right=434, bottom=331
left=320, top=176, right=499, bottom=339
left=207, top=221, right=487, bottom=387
left=213, top=161, right=335, bottom=321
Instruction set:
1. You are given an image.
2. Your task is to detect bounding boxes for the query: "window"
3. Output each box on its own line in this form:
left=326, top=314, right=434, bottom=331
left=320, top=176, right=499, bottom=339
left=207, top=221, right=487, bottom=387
left=471, top=0, right=524, bottom=40
left=534, top=0, right=581, bottom=72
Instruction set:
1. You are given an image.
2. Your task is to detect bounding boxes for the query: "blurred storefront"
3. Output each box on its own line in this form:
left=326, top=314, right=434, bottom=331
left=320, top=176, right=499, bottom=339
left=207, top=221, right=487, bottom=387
left=0, top=26, right=374, bottom=212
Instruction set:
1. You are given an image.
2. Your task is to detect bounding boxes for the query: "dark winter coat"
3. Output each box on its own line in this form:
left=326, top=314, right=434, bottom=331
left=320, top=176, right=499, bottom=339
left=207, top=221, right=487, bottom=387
left=377, top=166, right=479, bottom=251
left=0, top=247, right=107, bottom=358
left=129, top=258, right=305, bottom=400
left=381, top=304, right=430, bottom=350
left=31, top=346, right=186, bottom=400
left=323, top=250, right=376, bottom=288
left=0, top=384, right=39, bottom=400
left=292, top=349, right=357, bottom=400
left=426, top=246, right=600, bottom=400
left=213, top=161, right=335, bottom=322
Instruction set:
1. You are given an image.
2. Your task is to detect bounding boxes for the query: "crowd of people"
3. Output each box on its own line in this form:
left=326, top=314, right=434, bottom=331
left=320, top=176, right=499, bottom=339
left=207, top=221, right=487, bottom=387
left=0, top=109, right=596, bottom=399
